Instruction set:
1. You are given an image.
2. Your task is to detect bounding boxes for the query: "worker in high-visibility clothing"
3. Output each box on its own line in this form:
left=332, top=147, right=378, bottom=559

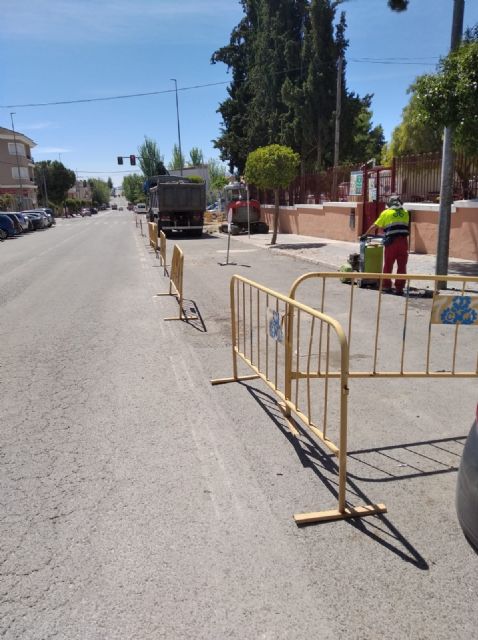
left=363, top=195, right=410, bottom=295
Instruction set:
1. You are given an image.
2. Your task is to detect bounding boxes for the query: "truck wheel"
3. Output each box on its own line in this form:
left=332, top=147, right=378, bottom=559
left=230, top=224, right=240, bottom=236
left=189, top=228, right=203, bottom=237
left=219, top=223, right=228, bottom=234
left=256, top=222, right=269, bottom=234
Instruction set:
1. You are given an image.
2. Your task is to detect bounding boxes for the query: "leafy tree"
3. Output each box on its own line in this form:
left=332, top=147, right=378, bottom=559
left=88, top=178, right=110, bottom=205
left=244, top=144, right=299, bottom=245
left=412, top=38, right=478, bottom=157
left=0, top=194, right=15, bottom=211
left=168, top=144, right=185, bottom=171
left=213, top=0, right=384, bottom=174
left=34, top=160, right=76, bottom=205
left=188, top=147, right=204, bottom=166
left=208, top=159, right=229, bottom=195
left=64, top=197, right=82, bottom=213
left=211, top=7, right=257, bottom=174
left=382, top=91, right=442, bottom=163
left=122, top=174, right=144, bottom=204
left=186, top=175, right=204, bottom=183
left=138, top=136, right=167, bottom=177
left=247, top=1, right=308, bottom=154
left=340, top=94, right=385, bottom=163
left=208, top=158, right=229, bottom=204
left=107, top=177, right=113, bottom=190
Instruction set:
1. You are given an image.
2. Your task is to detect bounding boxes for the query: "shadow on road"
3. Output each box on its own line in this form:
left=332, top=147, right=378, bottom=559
left=243, top=382, right=430, bottom=570
left=448, top=261, right=478, bottom=277
left=182, top=298, right=207, bottom=333
left=269, top=242, right=327, bottom=251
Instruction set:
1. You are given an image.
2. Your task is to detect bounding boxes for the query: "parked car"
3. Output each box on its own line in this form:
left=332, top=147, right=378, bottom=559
left=35, top=207, right=55, bottom=226
left=12, top=212, right=31, bottom=232
left=89, top=207, right=98, bottom=215
left=22, top=211, right=46, bottom=230
left=456, top=404, right=478, bottom=551
left=0, top=213, right=16, bottom=239
left=4, top=213, right=24, bottom=234
left=81, top=208, right=91, bottom=216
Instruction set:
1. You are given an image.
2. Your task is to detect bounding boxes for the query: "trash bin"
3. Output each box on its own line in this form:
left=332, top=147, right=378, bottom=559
left=359, top=236, right=383, bottom=288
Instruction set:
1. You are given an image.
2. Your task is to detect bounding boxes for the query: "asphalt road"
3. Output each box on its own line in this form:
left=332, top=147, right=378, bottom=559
left=1, top=211, right=477, bottom=639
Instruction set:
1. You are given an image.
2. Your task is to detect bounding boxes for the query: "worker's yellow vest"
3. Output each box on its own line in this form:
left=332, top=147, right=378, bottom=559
left=374, top=207, right=409, bottom=240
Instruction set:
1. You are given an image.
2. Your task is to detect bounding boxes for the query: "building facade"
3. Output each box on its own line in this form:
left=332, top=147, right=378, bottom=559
left=67, top=180, right=92, bottom=202
left=0, top=126, right=38, bottom=209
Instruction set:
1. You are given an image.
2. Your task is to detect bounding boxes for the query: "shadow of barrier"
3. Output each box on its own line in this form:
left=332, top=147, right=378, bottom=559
left=211, top=274, right=387, bottom=524
left=148, top=222, right=158, bottom=257
left=159, top=230, right=168, bottom=275
left=156, top=244, right=198, bottom=322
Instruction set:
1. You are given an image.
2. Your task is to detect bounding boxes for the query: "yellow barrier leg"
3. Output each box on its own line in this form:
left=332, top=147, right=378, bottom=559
left=294, top=503, right=387, bottom=525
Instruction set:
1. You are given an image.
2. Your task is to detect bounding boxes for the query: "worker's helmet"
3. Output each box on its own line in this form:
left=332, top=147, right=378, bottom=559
left=387, top=195, right=403, bottom=209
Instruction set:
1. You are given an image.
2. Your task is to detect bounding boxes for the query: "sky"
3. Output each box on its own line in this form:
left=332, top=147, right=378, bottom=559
left=2, top=0, right=478, bottom=186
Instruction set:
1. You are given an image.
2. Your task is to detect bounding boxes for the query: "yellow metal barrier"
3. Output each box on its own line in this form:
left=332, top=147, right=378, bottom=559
left=288, top=272, right=478, bottom=379
left=156, top=244, right=197, bottom=322
left=212, top=275, right=386, bottom=524
left=159, top=230, right=167, bottom=276
left=148, top=222, right=159, bottom=257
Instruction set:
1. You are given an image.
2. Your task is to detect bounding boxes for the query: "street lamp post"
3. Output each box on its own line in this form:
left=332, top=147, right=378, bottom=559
left=10, top=112, right=25, bottom=210
left=170, top=78, right=183, bottom=176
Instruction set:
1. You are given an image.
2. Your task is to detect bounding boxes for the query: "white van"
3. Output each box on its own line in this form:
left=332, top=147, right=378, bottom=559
left=134, top=203, right=147, bottom=214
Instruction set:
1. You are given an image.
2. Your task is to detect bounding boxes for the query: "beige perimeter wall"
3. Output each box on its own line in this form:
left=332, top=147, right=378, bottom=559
left=260, top=202, right=478, bottom=262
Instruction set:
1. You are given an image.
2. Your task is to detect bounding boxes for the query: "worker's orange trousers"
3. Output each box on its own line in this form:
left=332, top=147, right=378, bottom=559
left=383, top=236, right=408, bottom=293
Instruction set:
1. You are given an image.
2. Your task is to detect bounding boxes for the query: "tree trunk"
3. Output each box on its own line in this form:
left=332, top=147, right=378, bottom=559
left=270, top=188, right=279, bottom=245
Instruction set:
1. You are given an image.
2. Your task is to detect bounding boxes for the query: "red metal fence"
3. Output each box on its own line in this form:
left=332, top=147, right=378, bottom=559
left=251, top=153, right=478, bottom=206
left=394, top=152, right=478, bottom=203
left=249, top=165, right=361, bottom=206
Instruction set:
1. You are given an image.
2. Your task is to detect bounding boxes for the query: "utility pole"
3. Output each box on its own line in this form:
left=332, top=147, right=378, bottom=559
left=332, top=55, right=343, bottom=201
left=436, top=0, right=465, bottom=284
left=42, top=167, right=49, bottom=206
left=10, top=112, right=25, bottom=210
left=170, top=78, right=183, bottom=176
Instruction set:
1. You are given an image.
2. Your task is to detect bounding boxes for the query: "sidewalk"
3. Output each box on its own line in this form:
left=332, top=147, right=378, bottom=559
left=229, top=230, right=478, bottom=285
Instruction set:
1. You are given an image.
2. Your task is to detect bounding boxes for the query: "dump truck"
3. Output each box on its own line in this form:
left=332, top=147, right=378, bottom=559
left=146, top=175, right=206, bottom=237
left=219, top=182, right=269, bottom=235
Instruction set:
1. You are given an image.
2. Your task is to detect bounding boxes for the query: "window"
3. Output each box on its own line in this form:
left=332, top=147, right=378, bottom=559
left=8, top=142, right=26, bottom=157
left=12, top=167, right=29, bottom=180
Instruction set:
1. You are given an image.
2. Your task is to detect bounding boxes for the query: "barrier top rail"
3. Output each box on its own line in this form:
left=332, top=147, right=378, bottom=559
left=288, top=271, right=478, bottom=378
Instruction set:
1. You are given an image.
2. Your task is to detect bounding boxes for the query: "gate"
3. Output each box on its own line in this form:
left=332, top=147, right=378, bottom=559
left=362, top=164, right=395, bottom=233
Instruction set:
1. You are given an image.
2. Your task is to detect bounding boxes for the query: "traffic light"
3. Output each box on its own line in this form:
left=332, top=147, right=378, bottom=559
left=130, top=155, right=136, bottom=166
left=117, top=156, right=123, bottom=165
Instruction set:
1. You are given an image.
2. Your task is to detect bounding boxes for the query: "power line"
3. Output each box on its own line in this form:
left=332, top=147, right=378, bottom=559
left=349, top=58, right=437, bottom=65
left=1, top=57, right=440, bottom=110
left=0, top=81, right=229, bottom=109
